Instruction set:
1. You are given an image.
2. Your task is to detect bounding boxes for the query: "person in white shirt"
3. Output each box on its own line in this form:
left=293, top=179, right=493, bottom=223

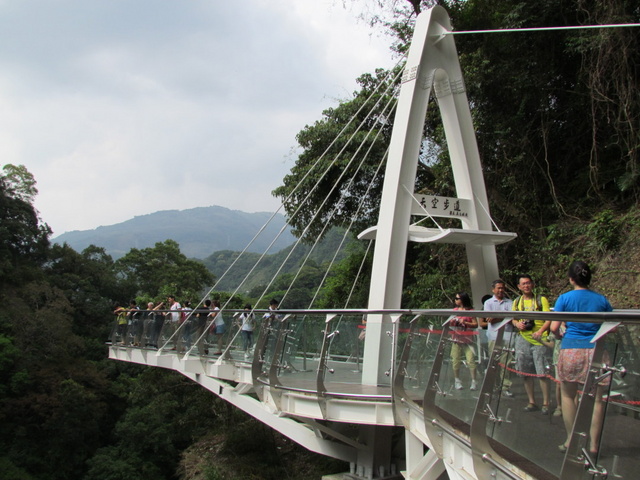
left=167, top=295, right=182, bottom=350
left=480, top=280, right=514, bottom=396
left=238, top=304, right=256, bottom=358
left=209, top=300, right=225, bottom=355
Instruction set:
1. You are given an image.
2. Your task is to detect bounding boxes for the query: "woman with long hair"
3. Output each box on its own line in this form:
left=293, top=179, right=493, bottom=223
left=450, top=292, right=478, bottom=391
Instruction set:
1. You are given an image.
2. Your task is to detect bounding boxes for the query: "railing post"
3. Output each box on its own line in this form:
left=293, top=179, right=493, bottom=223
left=559, top=338, right=611, bottom=480
left=316, top=314, right=338, bottom=419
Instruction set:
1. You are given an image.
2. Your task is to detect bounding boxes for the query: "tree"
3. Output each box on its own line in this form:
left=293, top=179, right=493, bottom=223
left=84, top=368, right=219, bottom=480
left=273, top=69, right=396, bottom=241
left=0, top=171, right=50, bottom=285
left=276, top=0, right=640, bottom=299
left=317, top=247, right=372, bottom=308
left=115, top=240, right=214, bottom=301
left=1, top=164, right=38, bottom=204
left=43, top=243, right=131, bottom=358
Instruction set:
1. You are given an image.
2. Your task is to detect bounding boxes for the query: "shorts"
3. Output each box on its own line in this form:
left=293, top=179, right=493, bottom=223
left=515, top=335, right=550, bottom=376
left=214, top=323, right=226, bottom=335
left=557, top=348, right=611, bottom=385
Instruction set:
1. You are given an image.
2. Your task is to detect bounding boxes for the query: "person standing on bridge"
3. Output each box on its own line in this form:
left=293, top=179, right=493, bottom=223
left=113, top=304, right=128, bottom=345
left=167, top=295, right=182, bottom=350
left=263, top=298, right=282, bottom=323
left=551, top=261, right=612, bottom=456
left=238, top=304, right=256, bottom=359
left=511, top=275, right=552, bottom=414
left=450, top=292, right=478, bottom=391
left=194, top=299, right=211, bottom=355
left=146, top=301, right=165, bottom=349
left=181, top=301, right=193, bottom=352
left=209, top=300, right=225, bottom=355
left=481, top=279, right=514, bottom=396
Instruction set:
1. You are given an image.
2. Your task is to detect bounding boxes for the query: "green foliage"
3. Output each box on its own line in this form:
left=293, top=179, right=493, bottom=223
left=4, top=4, right=640, bottom=480
left=586, top=209, right=622, bottom=253
left=203, top=227, right=357, bottom=293
left=52, top=206, right=295, bottom=260
left=84, top=446, right=157, bottom=480
left=1, top=164, right=38, bottom=205
left=317, top=244, right=372, bottom=308
left=0, top=174, right=50, bottom=285
left=0, top=456, right=33, bottom=480
left=85, top=369, right=220, bottom=480
left=203, top=227, right=363, bottom=310
left=273, top=69, right=396, bottom=241
left=203, top=465, right=224, bottom=480
left=180, top=416, right=348, bottom=480
left=44, top=243, right=126, bottom=343
left=403, top=243, right=471, bottom=308
left=115, top=239, right=214, bottom=300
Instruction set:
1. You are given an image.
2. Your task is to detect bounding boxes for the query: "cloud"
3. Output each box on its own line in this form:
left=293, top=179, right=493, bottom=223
left=0, top=0, right=392, bottom=235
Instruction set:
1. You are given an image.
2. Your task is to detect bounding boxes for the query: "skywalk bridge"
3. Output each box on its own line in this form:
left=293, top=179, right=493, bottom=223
left=108, top=4, right=640, bottom=479
left=109, top=308, right=640, bottom=480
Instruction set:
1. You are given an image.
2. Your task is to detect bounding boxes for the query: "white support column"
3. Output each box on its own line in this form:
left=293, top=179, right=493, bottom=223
left=434, top=63, right=500, bottom=305
left=362, top=7, right=443, bottom=386
left=405, top=431, right=446, bottom=480
left=363, top=6, right=511, bottom=384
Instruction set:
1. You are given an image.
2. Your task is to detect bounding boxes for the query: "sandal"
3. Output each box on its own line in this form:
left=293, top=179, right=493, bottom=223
left=524, top=403, right=539, bottom=412
left=558, top=444, right=567, bottom=453
left=541, top=404, right=549, bottom=415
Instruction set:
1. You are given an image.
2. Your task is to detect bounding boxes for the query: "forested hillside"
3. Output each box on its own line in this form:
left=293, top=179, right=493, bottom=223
left=1, top=1, right=639, bottom=480
left=52, top=206, right=296, bottom=260
left=0, top=166, right=346, bottom=480
left=202, top=227, right=361, bottom=295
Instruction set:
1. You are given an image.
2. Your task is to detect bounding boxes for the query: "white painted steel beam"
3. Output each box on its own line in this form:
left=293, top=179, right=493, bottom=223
left=362, top=5, right=515, bottom=387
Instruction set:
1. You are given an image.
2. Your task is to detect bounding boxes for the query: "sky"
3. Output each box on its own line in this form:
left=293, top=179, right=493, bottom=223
left=0, top=0, right=394, bottom=236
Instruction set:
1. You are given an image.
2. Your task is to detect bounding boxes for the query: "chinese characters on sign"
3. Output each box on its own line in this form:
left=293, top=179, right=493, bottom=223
left=411, top=195, right=471, bottom=221
left=401, top=65, right=419, bottom=84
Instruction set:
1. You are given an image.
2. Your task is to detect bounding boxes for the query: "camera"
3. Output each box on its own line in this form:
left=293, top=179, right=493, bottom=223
left=522, top=319, right=535, bottom=331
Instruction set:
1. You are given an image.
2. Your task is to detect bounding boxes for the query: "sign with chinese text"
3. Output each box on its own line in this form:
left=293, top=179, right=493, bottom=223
left=411, top=195, right=472, bottom=221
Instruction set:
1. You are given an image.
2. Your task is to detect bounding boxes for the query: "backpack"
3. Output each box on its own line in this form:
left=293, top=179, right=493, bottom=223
left=513, top=295, right=544, bottom=330
left=513, top=295, right=544, bottom=312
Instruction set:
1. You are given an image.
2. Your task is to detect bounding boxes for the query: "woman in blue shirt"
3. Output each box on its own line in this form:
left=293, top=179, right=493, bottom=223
left=551, top=261, right=612, bottom=455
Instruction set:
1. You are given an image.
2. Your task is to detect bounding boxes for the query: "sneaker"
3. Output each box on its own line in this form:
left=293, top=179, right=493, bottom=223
left=470, top=380, right=478, bottom=391
left=454, top=379, right=463, bottom=390
left=553, top=408, right=562, bottom=417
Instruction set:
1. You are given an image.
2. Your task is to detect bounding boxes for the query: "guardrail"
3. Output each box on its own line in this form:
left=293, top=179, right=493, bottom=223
left=108, top=308, right=640, bottom=479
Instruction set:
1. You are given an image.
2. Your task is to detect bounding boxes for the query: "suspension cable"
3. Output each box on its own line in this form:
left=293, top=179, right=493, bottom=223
left=186, top=58, right=407, bottom=357
left=445, top=23, right=640, bottom=35
left=251, top=66, right=405, bottom=310
left=280, top=84, right=400, bottom=308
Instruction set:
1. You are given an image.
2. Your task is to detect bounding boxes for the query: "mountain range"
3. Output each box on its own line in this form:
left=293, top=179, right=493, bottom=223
left=52, top=205, right=297, bottom=259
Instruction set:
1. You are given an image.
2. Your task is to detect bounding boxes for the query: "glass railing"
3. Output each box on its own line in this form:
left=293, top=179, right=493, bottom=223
left=109, top=308, right=640, bottom=479
left=277, top=314, right=324, bottom=391
left=398, top=315, right=442, bottom=396
left=565, top=326, right=639, bottom=480
left=322, top=314, right=366, bottom=389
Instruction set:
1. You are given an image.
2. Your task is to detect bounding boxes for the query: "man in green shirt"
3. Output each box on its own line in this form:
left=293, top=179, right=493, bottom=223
left=512, top=275, right=552, bottom=414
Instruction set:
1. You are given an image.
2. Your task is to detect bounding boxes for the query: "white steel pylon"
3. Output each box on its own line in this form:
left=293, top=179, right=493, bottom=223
left=359, top=6, right=516, bottom=387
